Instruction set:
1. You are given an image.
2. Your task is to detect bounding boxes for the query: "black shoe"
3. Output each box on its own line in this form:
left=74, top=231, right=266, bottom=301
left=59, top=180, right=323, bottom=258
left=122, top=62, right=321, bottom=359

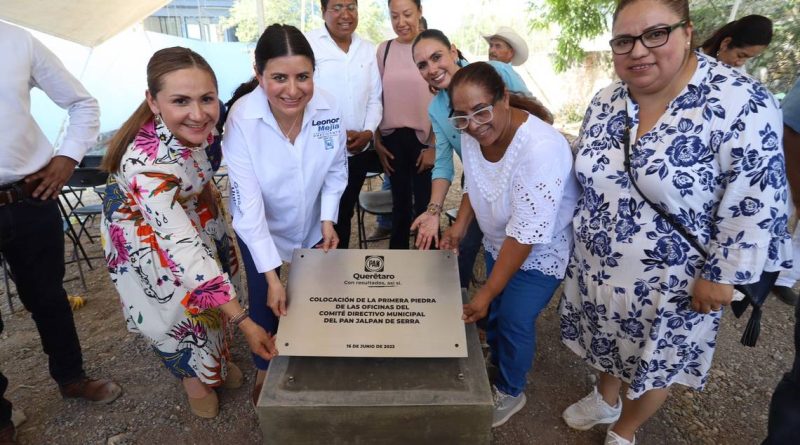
left=773, top=286, right=799, bottom=306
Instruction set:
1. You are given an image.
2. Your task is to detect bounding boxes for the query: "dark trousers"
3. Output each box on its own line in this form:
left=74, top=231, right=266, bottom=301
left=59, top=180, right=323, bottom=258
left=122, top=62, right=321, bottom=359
left=0, top=316, right=9, bottom=428
left=236, top=237, right=279, bottom=371
left=334, top=151, right=370, bottom=249
left=458, top=218, right=484, bottom=289
left=383, top=128, right=431, bottom=249
left=764, top=295, right=800, bottom=444
left=0, top=198, right=85, bottom=426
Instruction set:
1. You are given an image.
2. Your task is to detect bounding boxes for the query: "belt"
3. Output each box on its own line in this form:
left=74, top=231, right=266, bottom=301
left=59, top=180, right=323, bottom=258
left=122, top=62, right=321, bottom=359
left=0, top=179, right=40, bottom=207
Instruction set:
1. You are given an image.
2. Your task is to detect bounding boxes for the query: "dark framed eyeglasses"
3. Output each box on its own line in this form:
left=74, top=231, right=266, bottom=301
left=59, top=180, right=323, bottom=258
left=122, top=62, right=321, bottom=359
left=329, top=3, right=357, bottom=13
left=448, top=105, right=494, bottom=131
left=609, top=20, right=688, bottom=55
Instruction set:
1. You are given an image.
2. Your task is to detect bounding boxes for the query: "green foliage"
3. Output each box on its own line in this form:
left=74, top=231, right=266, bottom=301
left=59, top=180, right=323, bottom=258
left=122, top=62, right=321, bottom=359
left=220, top=0, right=306, bottom=42
left=531, top=0, right=799, bottom=91
left=220, top=0, right=389, bottom=44
left=529, top=0, right=614, bottom=72
left=691, top=0, right=799, bottom=93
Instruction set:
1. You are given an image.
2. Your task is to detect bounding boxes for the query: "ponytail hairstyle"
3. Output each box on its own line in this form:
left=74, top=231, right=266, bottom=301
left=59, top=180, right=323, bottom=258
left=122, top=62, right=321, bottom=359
left=447, top=61, right=554, bottom=124
left=413, top=29, right=467, bottom=94
left=101, top=47, right=218, bottom=173
left=699, top=15, right=773, bottom=57
left=225, top=24, right=316, bottom=112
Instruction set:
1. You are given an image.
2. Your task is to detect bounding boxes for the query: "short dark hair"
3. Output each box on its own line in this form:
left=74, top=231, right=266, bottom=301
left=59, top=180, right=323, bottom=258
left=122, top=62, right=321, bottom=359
left=700, top=15, right=773, bottom=56
left=321, top=0, right=358, bottom=11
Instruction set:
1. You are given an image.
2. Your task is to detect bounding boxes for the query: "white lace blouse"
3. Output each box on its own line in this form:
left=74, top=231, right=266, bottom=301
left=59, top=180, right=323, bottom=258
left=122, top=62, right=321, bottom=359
left=462, top=114, right=579, bottom=278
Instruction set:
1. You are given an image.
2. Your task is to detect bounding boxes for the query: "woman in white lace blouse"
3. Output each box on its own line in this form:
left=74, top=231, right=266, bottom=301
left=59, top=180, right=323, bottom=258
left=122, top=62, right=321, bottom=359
left=441, top=62, right=579, bottom=428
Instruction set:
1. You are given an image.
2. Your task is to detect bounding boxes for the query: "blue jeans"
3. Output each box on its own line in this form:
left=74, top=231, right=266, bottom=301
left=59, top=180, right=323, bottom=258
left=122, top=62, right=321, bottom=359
left=484, top=252, right=560, bottom=397
left=377, top=176, right=392, bottom=230
left=237, top=237, right=279, bottom=371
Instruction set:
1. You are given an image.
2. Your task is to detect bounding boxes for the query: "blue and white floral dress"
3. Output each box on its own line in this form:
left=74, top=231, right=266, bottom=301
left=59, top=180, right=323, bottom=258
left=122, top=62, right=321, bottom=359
left=559, top=52, right=791, bottom=399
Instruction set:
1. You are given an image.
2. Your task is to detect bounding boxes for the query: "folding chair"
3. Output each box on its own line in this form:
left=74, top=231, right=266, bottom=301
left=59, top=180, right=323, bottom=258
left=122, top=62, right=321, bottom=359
left=356, top=190, right=393, bottom=249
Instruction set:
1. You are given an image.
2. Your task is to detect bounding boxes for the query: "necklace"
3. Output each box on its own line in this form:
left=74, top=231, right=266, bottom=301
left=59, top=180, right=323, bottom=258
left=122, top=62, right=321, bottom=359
left=277, top=112, right=302, bottom=140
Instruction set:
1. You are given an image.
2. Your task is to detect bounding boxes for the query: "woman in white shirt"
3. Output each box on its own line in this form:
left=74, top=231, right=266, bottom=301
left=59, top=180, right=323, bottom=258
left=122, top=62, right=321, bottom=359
left=222, top=24, right=347, bottom=399
left=441, top=62, right=579, bottom=428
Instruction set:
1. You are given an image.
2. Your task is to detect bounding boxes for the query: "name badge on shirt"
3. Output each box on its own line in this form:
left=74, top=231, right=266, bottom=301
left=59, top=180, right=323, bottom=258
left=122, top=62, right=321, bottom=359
left=312, top=117, right=341, bottom=146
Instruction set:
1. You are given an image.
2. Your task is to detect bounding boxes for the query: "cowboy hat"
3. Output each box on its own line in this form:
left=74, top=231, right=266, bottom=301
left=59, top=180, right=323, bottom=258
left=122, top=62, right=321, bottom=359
left=483, top=26, right=529, bottom=66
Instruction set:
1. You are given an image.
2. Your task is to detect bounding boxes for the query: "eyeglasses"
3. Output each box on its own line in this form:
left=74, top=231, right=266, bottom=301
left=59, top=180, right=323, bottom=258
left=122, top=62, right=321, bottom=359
left=329, top=3, right=357, bottom=13
left=608, top=20, right=688, bottom=55
left=449, top=105, right=494, bottom=131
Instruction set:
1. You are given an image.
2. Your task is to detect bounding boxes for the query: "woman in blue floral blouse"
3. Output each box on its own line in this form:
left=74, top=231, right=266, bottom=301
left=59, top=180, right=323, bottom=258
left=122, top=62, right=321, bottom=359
left=558, top=0, right=791, bottom=444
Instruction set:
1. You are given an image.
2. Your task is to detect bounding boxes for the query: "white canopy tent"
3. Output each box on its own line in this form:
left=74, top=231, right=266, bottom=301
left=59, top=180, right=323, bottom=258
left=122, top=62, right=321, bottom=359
left=0, top=0, right=171, bottom=47
left=0, top=1, right=254, bottom=142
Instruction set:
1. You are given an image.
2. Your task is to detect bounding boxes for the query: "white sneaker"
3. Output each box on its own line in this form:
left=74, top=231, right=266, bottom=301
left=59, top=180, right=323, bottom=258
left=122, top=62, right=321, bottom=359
left=492, top=385, right=527, bottom=428
left=562, top=386, right=621, bottom=430
left=605, top=423, right=635, bottom=445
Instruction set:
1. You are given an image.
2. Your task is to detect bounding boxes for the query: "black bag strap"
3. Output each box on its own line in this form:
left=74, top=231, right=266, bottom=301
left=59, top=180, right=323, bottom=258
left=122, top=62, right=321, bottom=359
left=621, top=121, right=708, bottom=259
left=380, top=39, right=392, bottom=104
left=382, top=39, right=392, bottom=69
left=621, top=110, right=778, bottom=347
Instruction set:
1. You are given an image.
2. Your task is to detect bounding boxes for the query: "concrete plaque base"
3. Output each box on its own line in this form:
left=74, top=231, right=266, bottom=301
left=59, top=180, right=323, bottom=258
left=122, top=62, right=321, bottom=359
left=256, top=321, right=492, bottom=444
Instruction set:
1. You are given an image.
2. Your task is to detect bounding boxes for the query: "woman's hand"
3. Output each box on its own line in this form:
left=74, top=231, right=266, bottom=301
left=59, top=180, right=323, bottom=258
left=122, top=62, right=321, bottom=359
left=239, top=318, right=278, bottom=360
left=411, top=212, right=440, bottom=250
left=197, top=182, right=221, bottom=219
left=266, top=273, right=287, bottom=317
left=691, top=278, right=734, bottom=314
left=374, top=138, right=395, bottom=176
left=440, top=222, right=467, bottom=253
left=416, top=147, right=435, bottom=173
left=462, top=289, right=492, bottom=324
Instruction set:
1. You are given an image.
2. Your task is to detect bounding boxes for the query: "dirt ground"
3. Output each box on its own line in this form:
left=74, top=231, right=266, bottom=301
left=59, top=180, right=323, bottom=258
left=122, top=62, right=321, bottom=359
left=0, top=169, right=796, bottom=445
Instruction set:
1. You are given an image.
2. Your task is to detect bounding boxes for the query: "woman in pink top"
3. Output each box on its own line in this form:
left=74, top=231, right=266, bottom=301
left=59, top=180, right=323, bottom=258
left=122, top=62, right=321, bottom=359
left=375, top=0, right=435, bottom=249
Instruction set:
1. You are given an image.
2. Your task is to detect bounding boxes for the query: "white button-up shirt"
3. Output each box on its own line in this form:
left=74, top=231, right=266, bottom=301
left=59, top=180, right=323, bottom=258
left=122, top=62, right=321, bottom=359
left=306, top=26, right=382, bottom=155
left=223, top=86, right=348, bottom=273
left=0, top=22, right=99, bottom=185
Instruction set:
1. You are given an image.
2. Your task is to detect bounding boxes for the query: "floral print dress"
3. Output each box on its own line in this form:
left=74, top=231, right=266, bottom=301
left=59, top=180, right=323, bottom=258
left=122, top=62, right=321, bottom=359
left=560, top=53, right=791, bottom=399
left=101, top=117, right=239, bottom=385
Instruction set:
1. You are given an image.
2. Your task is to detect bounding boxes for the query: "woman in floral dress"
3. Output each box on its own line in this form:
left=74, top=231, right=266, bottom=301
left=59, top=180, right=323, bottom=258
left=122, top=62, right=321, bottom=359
left=559, top=0, right=791, bottom=443
left=100, top=47, right=276, bottom=418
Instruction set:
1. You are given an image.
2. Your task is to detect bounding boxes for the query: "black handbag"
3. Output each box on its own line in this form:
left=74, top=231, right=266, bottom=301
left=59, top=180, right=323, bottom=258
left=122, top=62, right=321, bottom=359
left=622, top=119, right=779, bottom=347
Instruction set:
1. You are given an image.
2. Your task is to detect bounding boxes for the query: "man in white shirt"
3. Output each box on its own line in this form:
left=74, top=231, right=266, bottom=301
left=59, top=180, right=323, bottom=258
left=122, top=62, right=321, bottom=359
left=0, top=22, right=121, bottom=442
left=307, top=0, right=383, bottom=248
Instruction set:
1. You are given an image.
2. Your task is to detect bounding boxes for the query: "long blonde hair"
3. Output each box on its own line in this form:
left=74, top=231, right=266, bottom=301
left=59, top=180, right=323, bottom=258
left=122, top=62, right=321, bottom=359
left=101, top=47, right=218, bottom=173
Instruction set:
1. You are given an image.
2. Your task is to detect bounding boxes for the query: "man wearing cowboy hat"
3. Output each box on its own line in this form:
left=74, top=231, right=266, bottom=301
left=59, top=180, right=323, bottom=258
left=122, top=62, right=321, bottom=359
left=484, top=26, right=529, bottom=66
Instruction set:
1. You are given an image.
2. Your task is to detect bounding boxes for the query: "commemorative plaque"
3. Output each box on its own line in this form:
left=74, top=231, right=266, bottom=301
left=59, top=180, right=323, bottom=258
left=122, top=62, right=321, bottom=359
left=275, top=249, right=467, bottom=357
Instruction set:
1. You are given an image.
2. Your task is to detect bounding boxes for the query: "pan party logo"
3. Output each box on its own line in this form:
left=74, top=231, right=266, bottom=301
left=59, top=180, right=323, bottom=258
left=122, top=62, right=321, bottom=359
left=364, top=255, right=384, bottom=272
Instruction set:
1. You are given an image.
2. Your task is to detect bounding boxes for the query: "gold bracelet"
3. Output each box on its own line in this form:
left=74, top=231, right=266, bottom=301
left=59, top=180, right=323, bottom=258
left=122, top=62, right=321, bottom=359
left=230, top=307, right=249, bottom=326
left=426, top=202, right=442, bottom=215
